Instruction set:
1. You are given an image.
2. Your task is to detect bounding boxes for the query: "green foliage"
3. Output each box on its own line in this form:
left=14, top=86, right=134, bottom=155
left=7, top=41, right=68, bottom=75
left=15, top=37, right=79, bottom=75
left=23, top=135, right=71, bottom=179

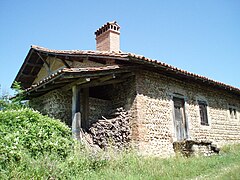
left=1, top=143, right=240, bottom=179
left=0, top=145, right=109, bottom=179
left=0, top=108, right=73, bottom=165
left=0, top=85, right=239, bottom=179
left=0, top=82, right=26, bottom=110
left=11, top=81, right=26, bottom=107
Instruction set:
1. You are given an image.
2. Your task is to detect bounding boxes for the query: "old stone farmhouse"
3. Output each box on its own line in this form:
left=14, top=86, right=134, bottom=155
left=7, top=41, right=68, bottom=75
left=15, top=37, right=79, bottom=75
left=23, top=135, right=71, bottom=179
left=13, top=21, right=240, bottom=157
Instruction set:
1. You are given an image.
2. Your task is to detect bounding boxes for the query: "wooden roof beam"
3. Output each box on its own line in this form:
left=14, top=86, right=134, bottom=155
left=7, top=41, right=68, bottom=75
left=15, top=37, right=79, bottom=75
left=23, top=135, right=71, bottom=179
left=80, top=78, right=124, bottom=88
left=60, top=58, right=71, bottom=68
left=26, top=62, right=42, bottom=68
left=62, top=77, right=91, bottom=91
left=20, top=73, right=35, bottom=78
left=36, top=52, right=52, bottom=74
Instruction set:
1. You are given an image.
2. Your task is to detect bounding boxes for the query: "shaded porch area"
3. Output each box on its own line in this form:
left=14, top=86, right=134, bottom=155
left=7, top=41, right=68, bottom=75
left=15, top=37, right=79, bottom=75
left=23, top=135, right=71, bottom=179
left=28, top=66, right=136, bottom=148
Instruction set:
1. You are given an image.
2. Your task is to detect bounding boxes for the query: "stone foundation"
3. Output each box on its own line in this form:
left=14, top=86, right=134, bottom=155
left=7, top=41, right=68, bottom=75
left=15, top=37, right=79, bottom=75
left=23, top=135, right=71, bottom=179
left=173, top=140, right=220, bottom=157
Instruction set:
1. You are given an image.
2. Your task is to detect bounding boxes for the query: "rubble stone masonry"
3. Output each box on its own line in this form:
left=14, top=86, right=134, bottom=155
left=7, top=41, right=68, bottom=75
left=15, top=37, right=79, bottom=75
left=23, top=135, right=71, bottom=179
left=29, top=89, right=72, bottom=126
left=134, top=71, right=240, bottom=156
left=29, top=70, right=240, bottom=157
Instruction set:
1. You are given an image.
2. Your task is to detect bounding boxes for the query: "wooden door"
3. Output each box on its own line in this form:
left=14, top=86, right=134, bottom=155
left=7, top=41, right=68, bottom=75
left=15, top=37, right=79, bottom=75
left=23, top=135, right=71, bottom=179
left=173, top=97, right=187, bottom=140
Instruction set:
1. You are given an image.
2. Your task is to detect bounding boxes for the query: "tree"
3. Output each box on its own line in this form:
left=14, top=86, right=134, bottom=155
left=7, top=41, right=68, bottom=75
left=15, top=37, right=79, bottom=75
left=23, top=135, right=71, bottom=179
left=0, top=82, right=26, bottom=110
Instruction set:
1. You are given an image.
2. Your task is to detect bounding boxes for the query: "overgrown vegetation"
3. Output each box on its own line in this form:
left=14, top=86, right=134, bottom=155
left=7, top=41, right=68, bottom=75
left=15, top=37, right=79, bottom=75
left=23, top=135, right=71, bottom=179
left=0, top=109, right=73, bottom=164
left=1, top=143, right=240, bottom=179
left=1, top=84, right=240, bottom=179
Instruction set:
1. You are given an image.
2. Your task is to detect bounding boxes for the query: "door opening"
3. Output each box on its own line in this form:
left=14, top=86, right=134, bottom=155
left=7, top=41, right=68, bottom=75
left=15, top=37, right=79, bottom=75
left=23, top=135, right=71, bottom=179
left=173, top=97, right=188, bottom=140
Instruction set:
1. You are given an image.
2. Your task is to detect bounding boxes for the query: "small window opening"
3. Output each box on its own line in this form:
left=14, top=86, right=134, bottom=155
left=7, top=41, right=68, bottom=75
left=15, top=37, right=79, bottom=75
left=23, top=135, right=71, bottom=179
left=198, top=100, right=209, bottom=126
left=229, top=105, right=238, bottom=119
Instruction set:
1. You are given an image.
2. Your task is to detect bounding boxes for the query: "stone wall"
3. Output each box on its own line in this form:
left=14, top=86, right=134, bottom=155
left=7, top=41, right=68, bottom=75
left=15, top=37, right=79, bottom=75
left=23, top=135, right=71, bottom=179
left=28, top=69, right=240, bottom=157
left=108, top=77, right=138, bottom=147
left=134, top=71, right=240, bottom=157
left=29, top=76, right=137, bottom=130
left=173, top=140, right=220, bottom=157
left=29, top=89, right=72, bottom=125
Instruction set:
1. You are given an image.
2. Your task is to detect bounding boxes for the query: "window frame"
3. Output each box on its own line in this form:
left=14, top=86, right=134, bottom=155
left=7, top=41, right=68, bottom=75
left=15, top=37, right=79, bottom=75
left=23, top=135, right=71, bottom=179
left=197, top=99, right=209, bottom=126
left=228, top=104, right=238, bottom=120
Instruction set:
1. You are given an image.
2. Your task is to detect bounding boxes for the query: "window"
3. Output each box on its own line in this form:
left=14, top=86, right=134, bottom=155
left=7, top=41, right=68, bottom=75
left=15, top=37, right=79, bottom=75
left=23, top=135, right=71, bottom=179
left=229, top=105, right=238, bottom=119
left=198, top=100, right=209, bottom=126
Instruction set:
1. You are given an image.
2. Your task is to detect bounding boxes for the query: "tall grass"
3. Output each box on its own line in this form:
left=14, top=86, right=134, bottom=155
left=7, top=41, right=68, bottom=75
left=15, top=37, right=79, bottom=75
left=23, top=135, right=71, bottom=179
left=1, top=143, right=240, bottom=179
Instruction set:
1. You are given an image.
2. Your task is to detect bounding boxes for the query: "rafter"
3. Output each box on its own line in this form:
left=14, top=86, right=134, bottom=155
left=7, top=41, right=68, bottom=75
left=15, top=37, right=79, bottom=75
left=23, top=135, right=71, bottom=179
left=20, top=73, right=35, bottom=78
left=26, top=62, right=42, bottom=68
left=36, top=52, right=51, bottom=74
left=61, top=58, right=71, bottom=68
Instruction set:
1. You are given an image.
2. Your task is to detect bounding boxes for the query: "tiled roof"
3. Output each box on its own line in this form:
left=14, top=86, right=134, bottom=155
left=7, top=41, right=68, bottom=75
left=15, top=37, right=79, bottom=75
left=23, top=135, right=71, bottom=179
left=26, top=65, right=121, bottom=91
left=127, top=53, right=240, bottom=94
left=31, top=45, right=128, bottom=58
left=17, top=45, right=240, bottom=95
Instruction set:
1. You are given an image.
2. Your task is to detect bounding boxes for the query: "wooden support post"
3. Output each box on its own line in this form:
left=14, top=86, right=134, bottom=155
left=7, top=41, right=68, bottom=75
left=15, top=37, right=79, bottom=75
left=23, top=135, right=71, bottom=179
left=81, top=88, right=89, bottom=129
left=72, top=85, right=81, bottom=140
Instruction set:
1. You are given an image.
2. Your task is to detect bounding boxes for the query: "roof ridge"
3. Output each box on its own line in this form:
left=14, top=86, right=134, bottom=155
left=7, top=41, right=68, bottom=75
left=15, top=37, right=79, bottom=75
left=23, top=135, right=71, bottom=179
left=31, top=45, right=128, bottom=55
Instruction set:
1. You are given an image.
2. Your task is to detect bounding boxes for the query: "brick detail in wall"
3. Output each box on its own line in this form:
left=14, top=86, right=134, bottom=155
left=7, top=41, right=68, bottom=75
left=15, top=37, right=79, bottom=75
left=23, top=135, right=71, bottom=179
left=96, top=30, right=120, bottom=52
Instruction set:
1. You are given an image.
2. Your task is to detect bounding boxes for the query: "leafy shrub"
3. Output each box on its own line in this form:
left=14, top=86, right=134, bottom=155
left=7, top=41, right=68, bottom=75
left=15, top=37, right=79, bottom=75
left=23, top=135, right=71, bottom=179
left=0, top=108, right=73, bottom=164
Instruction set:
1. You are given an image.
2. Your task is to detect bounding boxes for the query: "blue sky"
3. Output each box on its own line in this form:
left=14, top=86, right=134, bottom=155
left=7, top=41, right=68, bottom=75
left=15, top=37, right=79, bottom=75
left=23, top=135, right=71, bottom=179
left=0, top=0, right=240, bottom=95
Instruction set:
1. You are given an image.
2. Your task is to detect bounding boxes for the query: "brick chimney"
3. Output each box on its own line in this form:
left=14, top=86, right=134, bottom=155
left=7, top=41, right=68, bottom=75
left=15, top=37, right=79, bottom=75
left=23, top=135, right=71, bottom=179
left=95, top=21, right=120, bottom=52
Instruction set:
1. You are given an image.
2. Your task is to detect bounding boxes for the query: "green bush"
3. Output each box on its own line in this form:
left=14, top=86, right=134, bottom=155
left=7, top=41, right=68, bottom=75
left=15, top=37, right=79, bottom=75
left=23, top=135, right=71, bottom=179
left=0, top=108, right=73, bottom=164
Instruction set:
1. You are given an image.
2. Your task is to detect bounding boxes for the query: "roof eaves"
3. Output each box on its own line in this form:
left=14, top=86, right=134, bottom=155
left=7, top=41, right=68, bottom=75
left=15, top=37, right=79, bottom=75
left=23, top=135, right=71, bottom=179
left=11, top=48, right=35, bottom=88
left=26, top=65, right=122, bottom=92
left=128, top=54, right=240, bottom=95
